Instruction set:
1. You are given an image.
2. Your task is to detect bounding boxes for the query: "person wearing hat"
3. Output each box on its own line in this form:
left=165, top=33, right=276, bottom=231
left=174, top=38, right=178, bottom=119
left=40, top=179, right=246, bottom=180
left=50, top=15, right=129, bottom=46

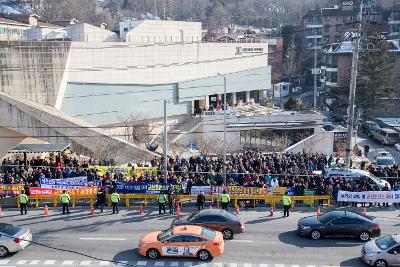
left=111, top=189, right=120, bottom=214
left=18, top=190, right=29, bottom=215
left=220, top=190, right=230, bottom=211
left=60, top=190, right=71, bottom=215
left=283, top=191, right=292, bottom=217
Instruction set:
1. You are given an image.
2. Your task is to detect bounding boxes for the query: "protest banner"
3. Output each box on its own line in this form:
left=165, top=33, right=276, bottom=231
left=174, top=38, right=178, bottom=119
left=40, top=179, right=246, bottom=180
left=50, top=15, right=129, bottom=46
left=29, top=186, right=99, bottom=197
left=134, top=167, right=158, bottom=178
left=303, top=189, right=315, bottom=206
left=337, top=190, right=400, bottom=203
left=40, top=177, right=88, bottom=189
left=190, top=186, right=212, bottom=195
left=212, top=186, right=268, bottom=196
left=0, top=184, right=24, bottom=195
left=89, top=166, right=134, bottom=177
left=116, top=182, right=185, bottom=194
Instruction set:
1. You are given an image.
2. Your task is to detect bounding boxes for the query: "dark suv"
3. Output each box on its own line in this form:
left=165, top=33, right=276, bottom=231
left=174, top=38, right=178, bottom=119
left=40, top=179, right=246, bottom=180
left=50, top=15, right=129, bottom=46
left=171, top=209, right=244, bottom=239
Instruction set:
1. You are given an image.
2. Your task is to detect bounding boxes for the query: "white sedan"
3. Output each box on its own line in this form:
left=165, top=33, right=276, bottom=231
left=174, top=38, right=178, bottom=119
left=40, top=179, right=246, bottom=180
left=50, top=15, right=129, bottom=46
left=395, top=143, right=400, bottom=151
left=0, top=223, right=32, bottom=257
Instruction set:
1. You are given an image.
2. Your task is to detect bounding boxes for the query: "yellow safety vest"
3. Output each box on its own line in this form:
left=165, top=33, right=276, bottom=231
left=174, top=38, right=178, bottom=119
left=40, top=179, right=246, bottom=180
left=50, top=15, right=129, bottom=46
left=220, top=194, right=230, bottom=203
left=157, top=194, right=166, bottom=203
left=60, top=193, right=70, bottom=204
left=18, top=194, right=28, bottom=204
left=111, top=193, right=120, bottom=203
left=283, top=195, right=291, bottom=206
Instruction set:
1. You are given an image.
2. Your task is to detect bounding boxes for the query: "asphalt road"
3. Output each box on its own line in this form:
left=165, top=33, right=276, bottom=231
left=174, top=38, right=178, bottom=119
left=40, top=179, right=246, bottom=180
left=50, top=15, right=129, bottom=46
left=1, top=205, right=400, bottom=267
left=357, top=133, right=400, bottom=164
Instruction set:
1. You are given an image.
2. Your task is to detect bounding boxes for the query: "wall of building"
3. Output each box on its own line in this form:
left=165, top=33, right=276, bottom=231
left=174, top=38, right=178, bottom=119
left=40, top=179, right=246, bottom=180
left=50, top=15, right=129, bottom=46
left=26, top=27, right=66, bottom=40
left=67, top=23, right=119, bottom=42
left=125, top=20, right=202, bottom=44
left=0, top=24, right=29, bottom=41
left=336, top=54, right=352, bottom=87
left=0, top=41, right=70, bottom=106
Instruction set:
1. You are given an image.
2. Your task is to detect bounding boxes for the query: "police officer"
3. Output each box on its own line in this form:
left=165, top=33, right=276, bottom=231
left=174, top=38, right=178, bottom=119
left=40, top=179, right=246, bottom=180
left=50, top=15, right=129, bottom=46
left=111, top=190, right=120, bottom=214
left=220, top=190, right=230, bottom=211
left=18, top=191, right=29, bottom=215
left=60, top=190, right=71, bottom=215
left=157, top=192, right=167, bottom=214
left=197, top=191, right=205, bottom=211
left=96, top=188, right=106, bottom=213
left=283, top=191, right=292, bottom=217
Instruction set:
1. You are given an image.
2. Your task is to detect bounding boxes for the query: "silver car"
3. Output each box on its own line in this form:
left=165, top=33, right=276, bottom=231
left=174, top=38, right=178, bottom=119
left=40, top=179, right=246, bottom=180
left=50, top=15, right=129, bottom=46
left=0, top=223, right=32, bottom=257
left=362, top=234, right=400, bottom=267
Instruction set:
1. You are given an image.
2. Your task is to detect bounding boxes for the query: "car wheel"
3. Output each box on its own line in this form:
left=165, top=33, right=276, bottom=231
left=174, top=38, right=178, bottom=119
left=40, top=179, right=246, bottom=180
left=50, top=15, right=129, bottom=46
left=197, top=249, right=212, bottom=261
left=147, top=248, right=160, bottom=259
left=374, top=259, right=388, bottom=267
left=310, top=230, right=321, bottom=240
left=0, top=246, right=9, bottom=257
left=222, top=228, right=234, bottom=240
left=359, top=231, right=371, bottom=242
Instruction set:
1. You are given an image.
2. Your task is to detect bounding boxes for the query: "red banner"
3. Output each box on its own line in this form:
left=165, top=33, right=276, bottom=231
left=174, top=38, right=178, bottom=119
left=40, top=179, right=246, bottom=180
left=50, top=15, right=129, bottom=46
left=0, top=184, right=24, bottom=195
left=29, top=187, right=99, bottom=197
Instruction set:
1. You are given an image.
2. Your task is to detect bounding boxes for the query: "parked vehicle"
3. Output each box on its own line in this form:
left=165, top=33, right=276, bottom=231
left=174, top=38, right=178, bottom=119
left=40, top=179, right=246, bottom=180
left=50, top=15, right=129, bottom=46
left=324, top=169, right=390, bottom=190
left=372, top=128, right=400, bottom=145
left=0, top=223, right=32, bottom=257
left=361, top=121, right=381, bottom=137
left=395, top=143, right=400, bottom=151
left=362, top=234, right=400, bottom=267
left=332, top=114, right=348, bottom=125
left=171, top=209, right=244, bottom=240
left=374, top=156, right=396, bottom=169
left=298, top=210, right=380, bottom=241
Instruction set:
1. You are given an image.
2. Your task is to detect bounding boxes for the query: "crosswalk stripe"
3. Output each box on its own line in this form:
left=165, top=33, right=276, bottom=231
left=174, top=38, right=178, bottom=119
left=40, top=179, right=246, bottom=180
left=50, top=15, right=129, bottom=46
left=44, top=260, right=56, bottom=265
left=155, top=262, right=165, bottom=266
left=62, top=261, right=74, bottom=265
left=117, top=261, right=128, bottom=266
left=307, top=265, right=316, bottom=267
left=29, top=260, right=39, bottom=265
left=99, top=261, right=110, bottom=265
left=16, top=260, right=27, bottom=265
left=275, top=264, right=285, bottom=267
left=0, top=260, right=10, bottom=264
left=170, top=262, right=179, bottom=267
left=244, top=263, right=252, bottom=267
left=137, top=261, right=148, bottom=266
left=259, top=264, right=268, bottom=267
left=292, top=265, right=300, bottom=267
left=227, top=263, right=238, bottom=267
left=213, top=263, right=223, bottom=267
left=183, top=262, right=193, bottom=267
left=80, top=261, right=91, bottom=265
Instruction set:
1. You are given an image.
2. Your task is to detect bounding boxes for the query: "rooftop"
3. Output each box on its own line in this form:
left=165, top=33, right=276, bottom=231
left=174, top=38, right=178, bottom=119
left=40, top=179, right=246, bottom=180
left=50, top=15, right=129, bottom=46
left=0, top=16, right=29, bottom=26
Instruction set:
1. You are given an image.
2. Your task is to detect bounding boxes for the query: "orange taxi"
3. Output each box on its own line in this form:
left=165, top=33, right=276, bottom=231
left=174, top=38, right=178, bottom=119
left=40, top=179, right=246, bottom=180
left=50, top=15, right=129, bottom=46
left=138, top=225, right=224, bottom=261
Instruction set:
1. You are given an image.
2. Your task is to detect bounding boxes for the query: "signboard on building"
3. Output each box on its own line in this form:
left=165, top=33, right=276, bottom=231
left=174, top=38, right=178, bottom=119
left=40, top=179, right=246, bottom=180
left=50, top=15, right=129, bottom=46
left=333, top=132, right=348, bottom=154
left=235, top=47, right=264, bottom=55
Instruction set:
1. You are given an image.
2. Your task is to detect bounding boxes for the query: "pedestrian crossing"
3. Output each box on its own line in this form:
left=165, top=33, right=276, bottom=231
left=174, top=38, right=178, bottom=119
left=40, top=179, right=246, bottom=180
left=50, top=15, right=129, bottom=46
left=0, top=259, right=340, bottom=267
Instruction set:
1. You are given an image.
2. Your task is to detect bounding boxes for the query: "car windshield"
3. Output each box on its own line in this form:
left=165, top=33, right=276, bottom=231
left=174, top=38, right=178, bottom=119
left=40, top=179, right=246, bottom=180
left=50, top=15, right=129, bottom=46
left=376, top=158, right=395, bottom=166
left=157, top=228, right=173, bottom=241
left=318, top=212, right=337, bottom=224
left=201, top=228, right=216, bottom=239
left=187, top=213, right=198, bottom=220
left=388, top=133, right=399, bottom=138
left=376, top=235, right=398, bottom=250
left=370, top=124, right=380, bottom=130
left=0, top=225, right=21, bottom=236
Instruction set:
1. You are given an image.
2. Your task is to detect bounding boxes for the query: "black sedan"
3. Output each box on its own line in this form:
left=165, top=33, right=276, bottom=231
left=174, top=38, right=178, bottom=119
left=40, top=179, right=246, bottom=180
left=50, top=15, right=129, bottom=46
left=297, top=210, right=380, bottom=241
left=171, top=209, right=244, bottom=239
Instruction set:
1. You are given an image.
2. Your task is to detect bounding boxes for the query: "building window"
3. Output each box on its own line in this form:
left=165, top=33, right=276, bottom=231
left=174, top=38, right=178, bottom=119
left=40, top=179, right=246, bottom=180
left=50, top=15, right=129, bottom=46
left=0, top=27, right=5, bottom=34
left=336, top=16, right=341, bottom=21
left=335, top=35, right=341, bottom=42
left=325, top=25, right=330, bottom=32
left=324, top=35, right=330, bottom=43
left=124, top=27, right=128, bottom=32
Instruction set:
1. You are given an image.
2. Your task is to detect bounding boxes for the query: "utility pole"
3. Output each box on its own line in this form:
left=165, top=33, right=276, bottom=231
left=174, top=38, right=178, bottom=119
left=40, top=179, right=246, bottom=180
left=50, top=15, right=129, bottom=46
left=163, top=100, right=168, bottom=183
left=345, top=2, right=363, bottom=165
left=313, top=45, right=318, bottom=110
left=154, top=0, right=158, bottom=17
left=163, top=0, right=166, bottom=20
left=217, top=73, right=227, bottom=186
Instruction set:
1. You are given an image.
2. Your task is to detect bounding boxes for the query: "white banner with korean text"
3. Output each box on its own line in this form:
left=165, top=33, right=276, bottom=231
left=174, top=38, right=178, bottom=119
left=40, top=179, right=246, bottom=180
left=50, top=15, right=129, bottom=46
left=337, top=190, right=400, bottom=203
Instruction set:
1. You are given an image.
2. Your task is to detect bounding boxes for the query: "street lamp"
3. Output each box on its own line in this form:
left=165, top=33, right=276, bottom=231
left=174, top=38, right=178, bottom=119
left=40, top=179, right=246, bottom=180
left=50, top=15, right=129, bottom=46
left=217, top=73, right=227, bottom=186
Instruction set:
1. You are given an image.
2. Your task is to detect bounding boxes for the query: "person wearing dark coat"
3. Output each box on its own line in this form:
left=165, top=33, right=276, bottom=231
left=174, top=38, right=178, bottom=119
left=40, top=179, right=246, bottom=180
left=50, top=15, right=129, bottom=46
left=196, top=192, right=206, bottom=211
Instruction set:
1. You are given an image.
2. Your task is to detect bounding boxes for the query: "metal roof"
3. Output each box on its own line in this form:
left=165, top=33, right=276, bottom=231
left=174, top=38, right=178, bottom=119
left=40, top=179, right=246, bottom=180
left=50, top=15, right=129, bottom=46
left=9, top=143, right=70, bottom=153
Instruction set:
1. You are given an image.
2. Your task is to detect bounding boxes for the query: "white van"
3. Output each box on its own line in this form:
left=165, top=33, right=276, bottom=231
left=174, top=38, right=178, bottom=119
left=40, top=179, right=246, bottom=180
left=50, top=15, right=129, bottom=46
left=372, top=128, right=400, bottom=145
left=324, top=169, right=390, bottom=190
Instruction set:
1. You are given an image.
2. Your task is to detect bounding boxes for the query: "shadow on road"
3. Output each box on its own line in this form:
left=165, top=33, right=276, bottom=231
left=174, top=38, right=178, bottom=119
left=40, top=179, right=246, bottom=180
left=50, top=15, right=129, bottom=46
left=278, top=230, right=363, bottom=248
left=340, top=257, right=363, bottom=266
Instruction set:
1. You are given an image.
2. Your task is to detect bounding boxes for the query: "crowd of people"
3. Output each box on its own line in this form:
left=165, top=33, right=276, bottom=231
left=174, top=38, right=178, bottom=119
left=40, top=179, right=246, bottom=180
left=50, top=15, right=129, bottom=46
left=1, top=150, right=400, bottom=203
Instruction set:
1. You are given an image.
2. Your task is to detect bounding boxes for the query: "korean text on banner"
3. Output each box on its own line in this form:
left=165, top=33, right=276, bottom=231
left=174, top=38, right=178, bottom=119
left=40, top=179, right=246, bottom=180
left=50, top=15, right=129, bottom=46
left=190, top=186, right=212, bottom=195
left=116, top=182, right=186, bottom=194
left=89, top=166, right=134, bottom=177
left=134, top=167, right=158, bottom=178
left=337, top=190, right=400, bottom=203
left=29, top=187, right=99, bottom=196
left=213, top=186, right=268, bottom=196
left=0, top=184, right=24, bottom=195
left=40, top=177, right=88, bottom=189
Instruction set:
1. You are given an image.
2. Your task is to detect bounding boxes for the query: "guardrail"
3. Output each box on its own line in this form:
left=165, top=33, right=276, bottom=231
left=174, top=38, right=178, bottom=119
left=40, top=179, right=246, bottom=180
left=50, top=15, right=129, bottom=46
left=8, top=194, right=331, bottom=209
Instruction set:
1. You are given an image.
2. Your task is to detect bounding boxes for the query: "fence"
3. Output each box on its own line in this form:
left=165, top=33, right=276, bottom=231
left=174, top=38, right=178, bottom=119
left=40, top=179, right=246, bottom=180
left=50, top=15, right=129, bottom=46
left=8, top=194, right=331, bottom=209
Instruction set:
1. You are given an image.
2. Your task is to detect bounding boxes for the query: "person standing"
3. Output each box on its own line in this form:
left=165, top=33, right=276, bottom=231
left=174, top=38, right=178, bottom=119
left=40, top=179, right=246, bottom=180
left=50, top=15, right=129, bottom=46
left=283, top=191, right=292, bottom=217
left=111, top=190, right=120, bottom=214
left=18, top=191, right=29, bottom=215
left=220, top=190, right=230, bottom=211
left=157, top=192, right=167, bottom=214
left=60, top=190, right=71, bottom=215
left=96, top=188, right=106, bottom=213
left=167, top=192, right=175, bottom=215
left=364, top=144, right=370, bottom=158
left=197, top=191, right=206, bottom=211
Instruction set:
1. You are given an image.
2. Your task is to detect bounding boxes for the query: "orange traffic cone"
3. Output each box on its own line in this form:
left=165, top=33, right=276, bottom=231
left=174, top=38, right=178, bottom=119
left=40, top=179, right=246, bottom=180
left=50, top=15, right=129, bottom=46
left=175, top=205, right=181, bottom=216
left=90, top=206, right=95, bottom=216
left=235, top=206, right=240, bottom=215
left=43, top=204, right=49, bottom=216
left=363, top=207, right=367, bottom=215
left=317, top=207, right=321, bottom=217
left=139, top=205, right=144, bottom=216
left=0, top=206, right=4, bottom=216
left=269, top=206, right=274, bottom=217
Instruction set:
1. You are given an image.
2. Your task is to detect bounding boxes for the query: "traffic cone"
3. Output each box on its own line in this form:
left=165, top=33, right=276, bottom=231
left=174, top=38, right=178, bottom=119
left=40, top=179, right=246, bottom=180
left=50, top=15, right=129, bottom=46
left=90, top=206, right=95, bottom=216
left=269, top=206, right=274, bottom=217
left=139, top=205, right=144, bottom=216
left=235, top=206, right=240, bottom=215
left=363, top=207, right=367, bottom=215
left=317, top=207, right=321, bottom=217
left=175, top=205, right=181, bottom=216
left=0, top=206, right=4, bottom=216
left=43, top=204, right=49, bottom=216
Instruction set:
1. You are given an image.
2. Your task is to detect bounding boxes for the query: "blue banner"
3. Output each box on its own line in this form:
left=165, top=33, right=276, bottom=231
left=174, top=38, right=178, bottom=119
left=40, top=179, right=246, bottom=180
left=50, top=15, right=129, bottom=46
left=40, top=176, right=88, bottom=189
left=116, top=182, right=186, bottom=194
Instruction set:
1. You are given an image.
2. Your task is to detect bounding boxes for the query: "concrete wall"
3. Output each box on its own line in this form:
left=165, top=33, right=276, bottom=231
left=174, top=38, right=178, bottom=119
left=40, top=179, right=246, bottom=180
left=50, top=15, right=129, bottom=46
left=26, top=27, right=66, bottom=40
left=125, top=20, right=202, bottom=44
left=67, top=23, right=119, bottom=42
left=66, top=42, right=268, bottom=85
left=0, top=41, right=70, bottom=106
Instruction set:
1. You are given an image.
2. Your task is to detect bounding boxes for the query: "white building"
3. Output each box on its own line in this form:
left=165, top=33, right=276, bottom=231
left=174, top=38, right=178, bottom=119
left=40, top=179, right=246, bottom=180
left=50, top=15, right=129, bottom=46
left=272, top=82, right=291, bottom=98
left=0, top=17, right=30, bottom=41
left=66, top=23, right=119, bottom=42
